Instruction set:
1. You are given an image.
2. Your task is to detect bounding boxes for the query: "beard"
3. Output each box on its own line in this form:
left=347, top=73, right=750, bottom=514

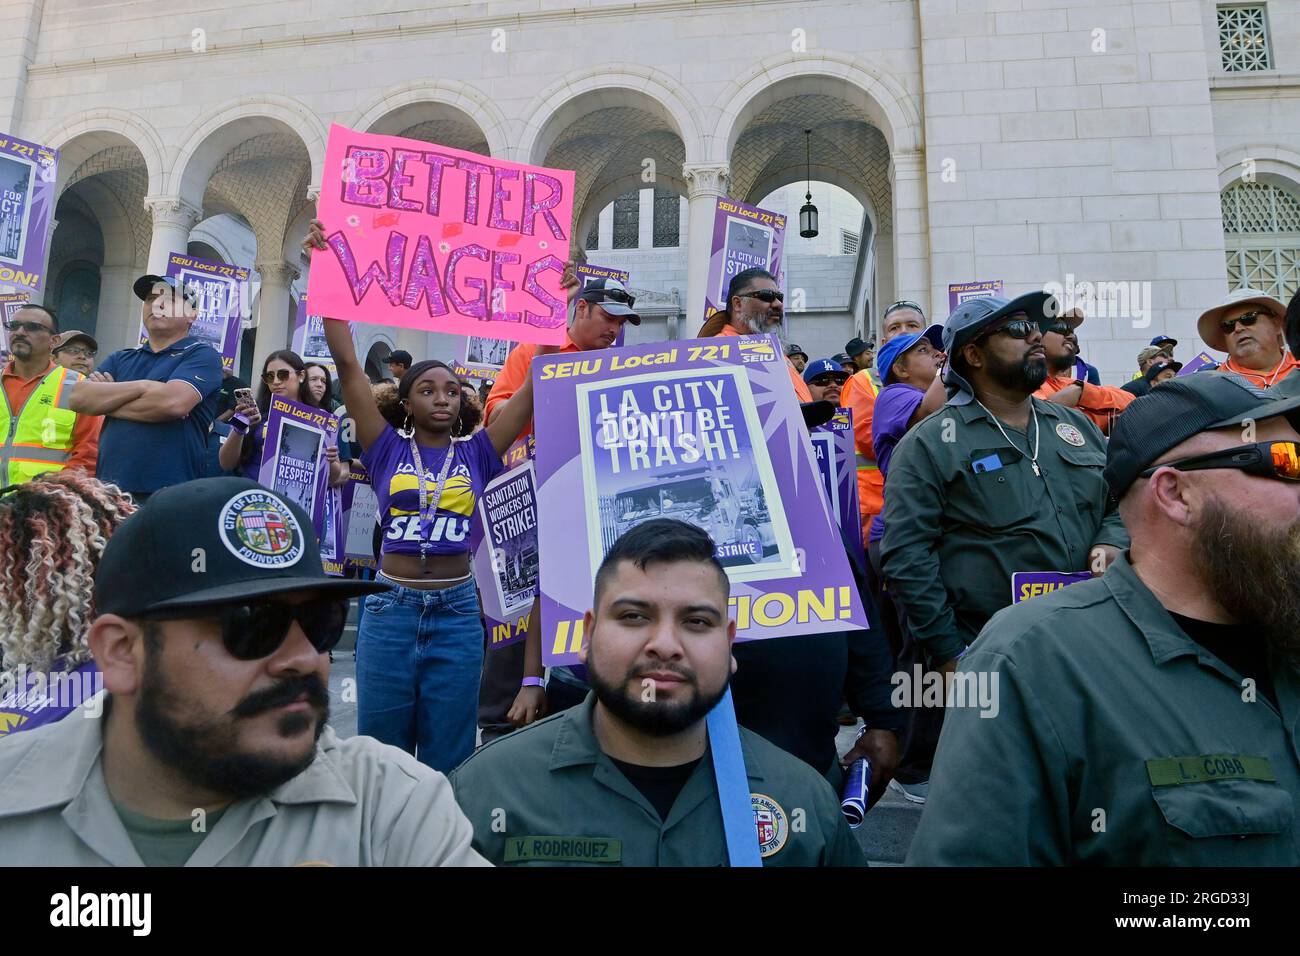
left=136, top=651, right=330, bottom=799
left=1192, top=496, right=1300, bottom=664
left=986, top=348, right=1048, bottom=393
left=735, top=310, right=785, bottom=349
left=587, top=643, right=728, bottom=737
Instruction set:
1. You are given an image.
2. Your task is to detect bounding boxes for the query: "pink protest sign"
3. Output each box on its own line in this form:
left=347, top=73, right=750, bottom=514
left=307, top=124, right=575, bottom=346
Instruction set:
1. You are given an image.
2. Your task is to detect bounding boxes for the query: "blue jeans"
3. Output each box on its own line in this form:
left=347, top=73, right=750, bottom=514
left=356, top=576, right=485, bottom=772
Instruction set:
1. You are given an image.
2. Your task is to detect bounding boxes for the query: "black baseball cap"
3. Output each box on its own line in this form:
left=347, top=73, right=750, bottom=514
left=1104, top=373, right=1300, bottom=502
left=133, top=274, right=199, bottom=304
left=387, top=350, right=413, bottom=367
left=95, top=477, right=389, bottom=617
left=845, top=337, right=872, bottom=359
left=784, top=342, right=808, bottom=361
left=578, top=277, right=641, bottom=325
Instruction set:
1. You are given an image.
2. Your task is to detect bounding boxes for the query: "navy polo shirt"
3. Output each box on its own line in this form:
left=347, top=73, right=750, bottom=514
left=95, top=336, right=223, bottom=494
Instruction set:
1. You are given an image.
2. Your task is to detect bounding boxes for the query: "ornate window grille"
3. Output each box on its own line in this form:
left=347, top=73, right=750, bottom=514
left=612, top=191, right=639, bottom=249
left=1217, top=5, right=1272, bottom=72
left=1222, top=181, right=1300, bottom=297
left=652, top=188, right=679, bottom=248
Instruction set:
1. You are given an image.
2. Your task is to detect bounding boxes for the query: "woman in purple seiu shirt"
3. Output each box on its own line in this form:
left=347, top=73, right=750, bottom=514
left=308, top=220, right=562, bottom=772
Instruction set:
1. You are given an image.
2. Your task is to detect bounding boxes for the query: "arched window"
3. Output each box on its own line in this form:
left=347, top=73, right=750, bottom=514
left=1222, top=180, right=1300, bottom=297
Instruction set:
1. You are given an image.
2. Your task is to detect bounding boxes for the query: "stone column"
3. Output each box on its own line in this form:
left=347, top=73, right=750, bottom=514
left=94, top=264, right=138, bottom=354
left=251, top=261, right=299, bottom=377
left=889, top=150, right=930, bottom=317
left=681, top=162, right=729, bottom=330
left=143, top=196, right=202, bottom=274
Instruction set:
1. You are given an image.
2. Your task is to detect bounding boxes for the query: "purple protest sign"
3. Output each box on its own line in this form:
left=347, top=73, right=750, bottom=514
left=534, top=333, right=868, bottom=666
left=812, top=407, right=864, bottom=570
left=704, top=199, right=786, bottom=321
left=471, top=454, right=538, bottom=650
left=292, top=294, right=357, bottom=377
left=257, top=395, right=338, bottom=534
left=341, top=460, right=379, bottom=570
left=0, top=291, right=28, bottom=359
left=948, top=280, right=1003, bottom=311
left=1011, top=571, right=1091, bottom=604
left=1177, top=351, right=1219, bottom=376
left=0, top=133, right=58, bottom=293
left=460, top=334, right=512, bottom=378
left=320, top=484, right=345, bottom=576
left=577, top=263, right=632, bottom=347
left=162, top=254, right=247, bottom=372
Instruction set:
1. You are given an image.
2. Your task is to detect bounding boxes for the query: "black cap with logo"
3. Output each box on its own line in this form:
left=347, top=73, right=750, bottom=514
left=95, top=477, right=389, bottom=617
left=1104, top=373, right=1300, bottom=503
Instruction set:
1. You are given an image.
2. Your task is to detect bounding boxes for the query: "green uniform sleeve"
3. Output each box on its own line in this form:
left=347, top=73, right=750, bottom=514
left=906, top=648, right=1072, bottom=865
left=825, top=808, right=869, bottom=867
left=879, top=432, right=965, bottom=665
left=1076, top=415, right=1129, bottom=552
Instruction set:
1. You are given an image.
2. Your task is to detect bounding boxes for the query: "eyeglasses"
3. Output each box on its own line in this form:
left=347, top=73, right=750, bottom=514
left=56, top=345, right=95, bottom=358
left=736, top=290, right=784, bottom=304
left=4, top=320, right=53, bottom=334
left=1219, top=311, right=1266, bottom=335
left=145, top=598, right=349, bottom=660
left=262, top=369, right=295, bottom=384
left=1139, top=441, right=1300, bottom=483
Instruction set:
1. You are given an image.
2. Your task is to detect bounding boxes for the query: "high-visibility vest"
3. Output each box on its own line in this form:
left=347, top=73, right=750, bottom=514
left=849, top=369, right=881, bottom=472
left=0, top=364, right=83, bottom=484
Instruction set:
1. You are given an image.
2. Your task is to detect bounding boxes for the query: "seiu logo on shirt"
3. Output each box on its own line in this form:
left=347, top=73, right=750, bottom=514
left=385, top=513, right=470, bottom=543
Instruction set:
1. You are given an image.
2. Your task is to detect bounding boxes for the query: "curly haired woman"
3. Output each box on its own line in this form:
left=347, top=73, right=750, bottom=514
left=0, top=472, right=136, bottom=737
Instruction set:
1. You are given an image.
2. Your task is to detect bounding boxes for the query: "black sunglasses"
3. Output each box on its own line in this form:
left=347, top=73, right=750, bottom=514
left=736, top=289, right=784, bottom=304
left=976, top=317, right=1040, bottom=344
left=1139, top=441, right=1300, bottom=483
left=145, top=597, right=349, bottom=660
left=810, top=374, right=847, bottom=387
left=585, top=289, right=636, bottom=308
left=1219, top=310, right=1265, bottom=335
left=883, top=300, right=924, bottom=318
left=4, top=320, right=53, bottom=334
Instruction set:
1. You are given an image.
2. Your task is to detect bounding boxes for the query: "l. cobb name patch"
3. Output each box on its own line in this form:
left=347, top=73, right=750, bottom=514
left=219, top=490, right=305, bottom=568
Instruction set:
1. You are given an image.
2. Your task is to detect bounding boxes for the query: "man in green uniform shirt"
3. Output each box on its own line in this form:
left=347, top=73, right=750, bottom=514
left=880, top=292, right=1128, bottom=673
left=450, top=519, right=865, bottom=867
left=910, top=373, right=1300, bottom=865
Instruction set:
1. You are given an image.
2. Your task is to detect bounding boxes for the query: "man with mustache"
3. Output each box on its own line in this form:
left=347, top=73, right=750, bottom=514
left=0, top=477, right=486, bottom=866
left=1, top=304, right=101, bottom=482
left=1197, top=288, right=1298, bottom=390
left=699, top=267, right=813, bottom=401
left=911, top=374, right=1300, bottom=864
left=451, top=518, right=864, bottom=866
left=802, top=357, right=849, bottom=405
left=880, top=294, right=1127, bottom=803
left=1033, top=307, right=1133, bottom=435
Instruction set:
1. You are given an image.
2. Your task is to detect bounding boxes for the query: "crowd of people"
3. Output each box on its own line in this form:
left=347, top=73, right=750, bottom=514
left=1, top=217, right=1298, bottom=867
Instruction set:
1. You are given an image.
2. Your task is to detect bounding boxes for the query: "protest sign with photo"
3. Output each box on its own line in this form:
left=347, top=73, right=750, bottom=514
left=534, top=333, right=868, bottom=666
left=320, top=485, right=345, bottom=575
left=0, top=291, right=29, bottom=358
left=0, top=133, right=57, bottom=292
left=948, top=279, right=1003, bottom=311
left=136, top=254, right=246, bottom=372
left=704, top=198, right=786, bottom=320
left=306, top=123, right=575, bottom=346
left=291, top=294, right=357, bottom=376
left=461, top=334, right=511, bottom=374
left=341, top=460, right=379, bottom=570
left=811, top=407, right=864, bottom=570
left=257, top=395, right=338, bottom=533
left=471, top=452, right=539, bottom=650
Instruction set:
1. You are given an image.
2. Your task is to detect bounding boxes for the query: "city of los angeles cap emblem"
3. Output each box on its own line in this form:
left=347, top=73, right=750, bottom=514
left=219, top=490, right=305, bottom=568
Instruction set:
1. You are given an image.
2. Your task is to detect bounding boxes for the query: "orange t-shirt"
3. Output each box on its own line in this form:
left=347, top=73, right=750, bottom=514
left=840, top=368, right=884, bottom=521
left=1, top=359, right=101, bottom=475
left=1033, top=372, right=1134, bottom=435
left=1222, top=353, right=1300, bottom=390
left=484, top=333, right=581, bottom=443
left=713, top=324, right=813, bottom=401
